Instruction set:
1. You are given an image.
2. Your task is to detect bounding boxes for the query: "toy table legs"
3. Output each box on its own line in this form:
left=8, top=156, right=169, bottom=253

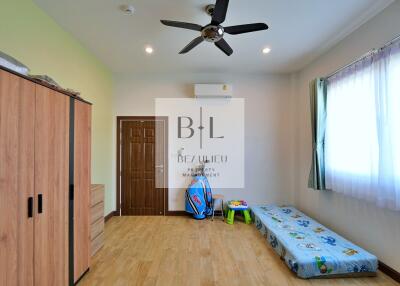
left=226, top=209, right=251, bottom=225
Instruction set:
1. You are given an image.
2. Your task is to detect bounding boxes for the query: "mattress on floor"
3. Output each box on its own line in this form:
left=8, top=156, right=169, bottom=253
left=251, top=205, right=378, bottom=279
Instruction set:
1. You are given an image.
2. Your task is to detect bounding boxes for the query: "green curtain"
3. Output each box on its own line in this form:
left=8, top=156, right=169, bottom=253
left=308, top=78, right=327, bottom=190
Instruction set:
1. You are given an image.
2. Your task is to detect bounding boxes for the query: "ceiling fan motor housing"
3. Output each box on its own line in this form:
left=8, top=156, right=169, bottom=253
left=201, top=25, right=224, bottom=42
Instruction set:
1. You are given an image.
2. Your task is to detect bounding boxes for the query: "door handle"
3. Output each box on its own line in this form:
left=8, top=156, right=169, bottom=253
left=38, top=194, right=43, bottom=214
left=155, top=165, right=164, bottom=173
left=28, top=197, right=33, bottom=218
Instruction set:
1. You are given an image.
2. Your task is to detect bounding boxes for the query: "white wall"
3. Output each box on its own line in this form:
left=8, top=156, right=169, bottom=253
left=293, top=0, right=400, bottom=271
left=112, top=72, right=295, bottom=211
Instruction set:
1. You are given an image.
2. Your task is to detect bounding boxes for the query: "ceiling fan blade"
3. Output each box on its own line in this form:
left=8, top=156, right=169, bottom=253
left=179, top=37, right=204, bottom=54
left=160, top=20, right=202, bottom=31
left=225, top=23, right=268, bottom=35
left=212, top=0, right=229, bottom=24
left=215, top=38, right=233, bottom=56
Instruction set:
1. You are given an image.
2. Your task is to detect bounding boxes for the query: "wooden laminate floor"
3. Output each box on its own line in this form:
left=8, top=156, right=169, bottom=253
left=78, top=216, right=398, bottom=286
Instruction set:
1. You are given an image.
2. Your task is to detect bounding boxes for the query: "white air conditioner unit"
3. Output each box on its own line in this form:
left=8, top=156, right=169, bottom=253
left=194, top=84, right=233, bottom=98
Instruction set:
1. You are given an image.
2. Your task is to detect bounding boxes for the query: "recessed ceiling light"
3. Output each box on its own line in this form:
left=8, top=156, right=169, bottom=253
left=262, top=47, right=271, bottom=54
left=145, top=46, right=154, bottom=54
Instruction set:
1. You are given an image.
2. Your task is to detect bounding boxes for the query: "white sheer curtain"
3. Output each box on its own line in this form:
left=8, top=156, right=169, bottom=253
left=325, top=39, right=400, bottom=211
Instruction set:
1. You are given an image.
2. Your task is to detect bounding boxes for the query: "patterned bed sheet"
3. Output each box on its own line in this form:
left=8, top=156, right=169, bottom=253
left=251, top=205, right=377, bottom=278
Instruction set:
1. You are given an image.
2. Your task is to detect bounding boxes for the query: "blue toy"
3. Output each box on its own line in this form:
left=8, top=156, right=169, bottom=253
left=185, top=176, right=213, bottom=220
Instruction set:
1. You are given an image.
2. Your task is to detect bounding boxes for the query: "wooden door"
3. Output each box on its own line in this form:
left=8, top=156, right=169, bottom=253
left=34, top=86, right=69, bottom=286
left=0, top=70, right=35, bottom=286
left=120, top=118, right=167, bottom=215
left=73, top=100, right=91, bottom=282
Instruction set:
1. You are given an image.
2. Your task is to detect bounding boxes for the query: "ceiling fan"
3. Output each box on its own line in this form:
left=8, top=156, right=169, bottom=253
left=160, top=0, right=268, bottom=56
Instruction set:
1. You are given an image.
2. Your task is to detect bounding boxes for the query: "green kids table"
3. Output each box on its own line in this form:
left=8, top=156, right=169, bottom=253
left=226, top=200, right=252, bottom=225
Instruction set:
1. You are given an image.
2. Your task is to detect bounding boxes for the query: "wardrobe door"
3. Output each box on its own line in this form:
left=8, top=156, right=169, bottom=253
left=0, top=70, right=35, bottom=286
left=73, top=100, right=91, bottom=282
left=34, top=86, right=69, bottom=286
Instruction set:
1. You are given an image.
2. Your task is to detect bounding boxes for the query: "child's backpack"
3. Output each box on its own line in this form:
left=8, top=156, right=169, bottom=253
left=185, top=176, right=213, bottom=219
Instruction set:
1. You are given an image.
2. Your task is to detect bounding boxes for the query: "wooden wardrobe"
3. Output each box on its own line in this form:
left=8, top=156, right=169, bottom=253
left=0, top=67, right=91, bottom=286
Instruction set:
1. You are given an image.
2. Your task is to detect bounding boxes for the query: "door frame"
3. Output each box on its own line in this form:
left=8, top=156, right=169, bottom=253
left=116, top=116, right=169, bottom=216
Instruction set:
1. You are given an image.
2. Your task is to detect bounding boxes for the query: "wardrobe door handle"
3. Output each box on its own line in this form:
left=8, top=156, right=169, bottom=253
left=38, top=194, right=43, bottom=214
left=28, top=197, right=33, bottom=218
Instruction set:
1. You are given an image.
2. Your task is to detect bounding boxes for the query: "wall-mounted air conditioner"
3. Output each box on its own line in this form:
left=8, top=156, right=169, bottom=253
left=194, top=84, right=233, bottom=98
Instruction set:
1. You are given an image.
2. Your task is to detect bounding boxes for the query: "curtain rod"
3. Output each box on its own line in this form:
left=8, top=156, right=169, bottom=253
left=325, top=33, right=400, bottom=79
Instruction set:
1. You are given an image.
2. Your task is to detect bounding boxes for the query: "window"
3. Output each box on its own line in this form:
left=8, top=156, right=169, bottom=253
left=324, top=40, right=400, bottom=210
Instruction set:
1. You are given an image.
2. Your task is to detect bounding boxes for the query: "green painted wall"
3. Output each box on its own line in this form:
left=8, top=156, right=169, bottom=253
left=0, top=0, right=114, bottom=215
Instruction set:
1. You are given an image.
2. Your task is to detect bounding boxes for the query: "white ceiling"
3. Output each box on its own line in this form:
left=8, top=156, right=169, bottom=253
left=34, top=0, right=393, bottom=74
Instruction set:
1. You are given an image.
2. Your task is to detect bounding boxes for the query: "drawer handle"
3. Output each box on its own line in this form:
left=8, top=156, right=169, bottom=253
left=38, top=194, right=43, bottom=214
left=28, top=197, right=33, bottom=218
